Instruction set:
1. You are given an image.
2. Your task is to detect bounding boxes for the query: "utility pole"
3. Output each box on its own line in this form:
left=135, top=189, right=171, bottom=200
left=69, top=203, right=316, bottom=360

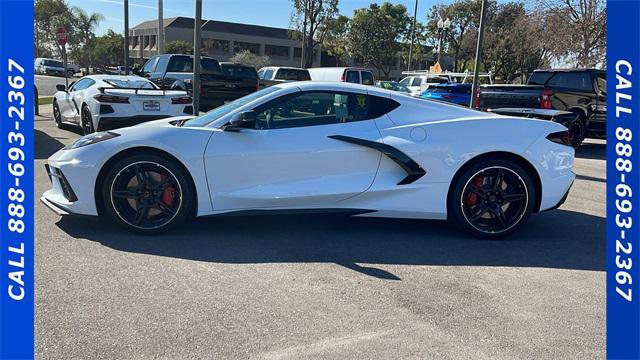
left=470, top=0, right=488, bottom=108
left=407, top=0, right=418, bottom=71
left=300, top=0, right=308, bottom=68
left=193, top=0, right=202, bottom=116
left=124, top=0, right=129, bottom=75
left=158, top=0, right=164, bottom=55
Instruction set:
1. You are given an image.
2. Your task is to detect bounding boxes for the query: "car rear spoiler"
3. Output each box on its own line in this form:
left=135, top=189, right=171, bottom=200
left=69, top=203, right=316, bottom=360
left=97, top=85, right=188, bottom=97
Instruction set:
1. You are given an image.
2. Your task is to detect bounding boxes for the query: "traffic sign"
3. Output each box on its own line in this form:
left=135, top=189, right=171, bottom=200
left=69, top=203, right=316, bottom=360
left=56, top=27, right=67, bottom=46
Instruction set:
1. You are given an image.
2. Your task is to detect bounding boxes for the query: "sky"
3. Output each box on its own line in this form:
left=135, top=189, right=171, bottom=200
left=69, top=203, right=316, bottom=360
left=66, top=0, right=457, bottom=36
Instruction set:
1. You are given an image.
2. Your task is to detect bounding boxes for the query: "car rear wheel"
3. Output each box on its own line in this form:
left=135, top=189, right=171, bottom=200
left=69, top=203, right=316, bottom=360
left=81, top=105, right=95, bottom=135
left=101, top=154, right=195, bottom=234
left=569, top=117, right=586, bottom=149
left=449, top=159, right=535, bottom=239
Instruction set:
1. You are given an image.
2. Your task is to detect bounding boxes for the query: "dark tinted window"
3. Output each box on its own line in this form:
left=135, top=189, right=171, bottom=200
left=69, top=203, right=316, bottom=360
left=43, top=60, right=63, bottom=67
left=546, top=72, right=593, bottom=91
left=263, top=69, right=274, bottom=80
left=361, top=71, right=374, bottom=85
left=253, top=91, right=399, bottom=129
left=167, top=56, right=221, bottom=73
left=155, top=56, right=169, bottom=72
left=596, top=71, right=606, bottom=93
left=70, top=78, right=95, bottom=91
left=221, top=64, right=258, bottom=79
left=142, top=57, right=158, bottom=73
left=528, top=71, right=554, bottom=85
left=265, top=45, right=290, bottom=57
left=275, top=68, right=310, bottom=81
left=345, top=71, right=359, bottom=84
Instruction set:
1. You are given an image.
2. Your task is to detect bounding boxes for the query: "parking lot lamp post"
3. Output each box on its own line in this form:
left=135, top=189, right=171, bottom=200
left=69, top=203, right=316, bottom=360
left=158, top=0, right=164, bottom=55
left=124, top=0, right=129, bottom=75
left=436, top=18, right=450, bottom=66
left=300, top=0, right=308, bottom=68
left=407, top=0, right=419, bottom=71
left=470, top=0, right=488, bottom=109
left=193, top=0, right=202, bottom=116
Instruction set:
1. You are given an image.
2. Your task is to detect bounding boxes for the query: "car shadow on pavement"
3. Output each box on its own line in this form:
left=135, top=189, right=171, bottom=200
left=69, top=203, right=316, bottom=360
left=575, top=141, right=605, bottom=160
left=54, top=208, right=605, bottom=280
left=35, top=129, right=67, bottom=159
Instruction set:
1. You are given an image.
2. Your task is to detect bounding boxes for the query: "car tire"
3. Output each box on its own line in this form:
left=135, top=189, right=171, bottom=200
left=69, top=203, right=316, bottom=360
left=81, top=104, right=95, bottom=135
left=449, top=158, right=536, bottom=239
left=53, top=100, right=65, bottom=129
left=101, top=153, right=195, bottom=235
left=569, top=114, right=587, bottom=149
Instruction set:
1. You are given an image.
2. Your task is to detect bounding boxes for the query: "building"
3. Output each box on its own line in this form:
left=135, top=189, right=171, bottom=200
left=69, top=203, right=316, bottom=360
left=130, top=16, right=436, bottom=79
left=130, top=17, right=322, bottom=68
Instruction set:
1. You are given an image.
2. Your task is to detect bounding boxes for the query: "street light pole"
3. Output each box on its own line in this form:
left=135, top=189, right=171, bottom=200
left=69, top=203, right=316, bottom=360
left=193, top=0, right=202, bottom=116
left=436, top=18, right=450, bottom=66
left=124, top=0, right=129, bottom=75
left=407, top=0, right=418, bottom=71
left=470, top=0, right=488, bottom=108
left=158, top=0, right=164, bottom=55
left=300, top=0, right=308, bottom=68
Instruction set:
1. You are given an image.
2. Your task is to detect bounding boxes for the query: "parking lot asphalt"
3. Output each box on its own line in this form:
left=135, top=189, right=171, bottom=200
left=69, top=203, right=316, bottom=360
left=34, top=105, right=605, bottom=359
left=35, top=74, right=79, bottom=97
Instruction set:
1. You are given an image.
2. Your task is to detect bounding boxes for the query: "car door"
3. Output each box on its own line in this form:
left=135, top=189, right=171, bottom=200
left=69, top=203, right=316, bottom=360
left=58, top=78, right=91, bottom=123
left=204, top=90, right=391, bottom=210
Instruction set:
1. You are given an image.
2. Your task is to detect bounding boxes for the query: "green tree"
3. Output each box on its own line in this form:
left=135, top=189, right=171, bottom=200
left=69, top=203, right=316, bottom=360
left=91, top=30, right=124, bottom=66
left=69, top=7, right=104, bottom=68
left=321, top=14, right=350, bottom=66
left=35, top=0, right=75, bottom=58
left=290, top=0, right=339, bottom=68
left=229, top=50, right=271, bottom=70
left=348, top=2, right=411, bottom=78
left=165, top=40, right=194, bottom=55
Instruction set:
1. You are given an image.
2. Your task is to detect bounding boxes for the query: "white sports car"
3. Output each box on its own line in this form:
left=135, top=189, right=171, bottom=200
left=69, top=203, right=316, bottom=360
left=52, top=75, right=193, bottom=134
left=42, top=82, right=575, bottom=238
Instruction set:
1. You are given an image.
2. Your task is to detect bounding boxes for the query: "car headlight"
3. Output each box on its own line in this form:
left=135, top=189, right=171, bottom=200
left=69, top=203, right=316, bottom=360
left=65, top=131, right=120, bottom=149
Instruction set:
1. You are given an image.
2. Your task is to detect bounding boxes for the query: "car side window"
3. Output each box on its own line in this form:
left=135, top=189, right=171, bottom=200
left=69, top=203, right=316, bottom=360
left=399, top=77, right=411, bottom=86
left=547, top=72, right=593, bottom=92
left=361, top=71, right=374, bottom=85
left=252, top=91, right=400, bottom=130
left=70, top=78, right=94, bottom=92
left=411, top=77, right=423, bottom=86
left=596, top=72, right=606, bottom=94
left=263, top=69, right=274, bottom=80
left=257, top=69, right=264, bottom=79
left=345, top=71, right=360, bottom=84
left=155, top=56, right=169, bottom=73
left=142, top=57, right=158, bottom=73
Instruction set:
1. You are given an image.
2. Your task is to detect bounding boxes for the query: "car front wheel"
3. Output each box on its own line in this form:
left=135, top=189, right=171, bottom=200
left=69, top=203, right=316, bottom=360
left=449, top=159, right=536, bottom=239
left=101, top=154, right=195, bottom=234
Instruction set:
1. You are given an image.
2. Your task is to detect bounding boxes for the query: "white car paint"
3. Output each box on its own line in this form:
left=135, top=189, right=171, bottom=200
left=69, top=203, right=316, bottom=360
left=52, top=74, right=192, bottom=132
left=42, top=82, right=574, bottom=229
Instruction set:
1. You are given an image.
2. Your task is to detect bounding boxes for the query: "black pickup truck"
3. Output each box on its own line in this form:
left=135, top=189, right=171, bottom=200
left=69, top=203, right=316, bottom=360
left=138, top=54, right=258, bottom=111
left=476, top=69, right=606, bottom=146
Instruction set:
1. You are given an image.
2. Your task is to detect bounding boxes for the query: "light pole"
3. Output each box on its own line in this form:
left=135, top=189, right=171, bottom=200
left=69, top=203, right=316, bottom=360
left=407, top=0, right=419, bottom=71
left=158, top=0, right=164, bottom=55
left=193, top=0, right=202, bottom=116
left=436, top=17, right=451, bottom=65
left=124, top=0, right=129, bottom=75
left=470, top=0, right=488, bottom=108
left=300, top=0, right=308, bottom=68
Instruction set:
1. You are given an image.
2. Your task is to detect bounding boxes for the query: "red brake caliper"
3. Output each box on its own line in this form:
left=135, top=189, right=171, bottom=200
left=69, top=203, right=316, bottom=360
left=160, top=173, right=176, bottom=206
left=466, top=175, right=484, bottom=207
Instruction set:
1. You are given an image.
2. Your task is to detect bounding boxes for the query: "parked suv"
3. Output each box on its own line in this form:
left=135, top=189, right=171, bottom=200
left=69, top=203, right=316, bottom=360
left=477, top=68, right=606, bottom=146
left=257, top=66, right=310, bottom=88
left=35, top=58, right=66, bottom=77
left=307, top=67, right=375, bottom=85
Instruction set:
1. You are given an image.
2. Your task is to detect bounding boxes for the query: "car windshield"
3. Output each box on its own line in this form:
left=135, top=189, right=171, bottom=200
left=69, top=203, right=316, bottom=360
left=183, top=86, right=281, bottom=127
left=104, top=79, right=157, bottom=89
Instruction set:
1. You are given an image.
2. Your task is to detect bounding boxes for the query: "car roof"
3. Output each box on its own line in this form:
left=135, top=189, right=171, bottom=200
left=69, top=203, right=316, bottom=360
left=274, top=81, right=394, bottom=97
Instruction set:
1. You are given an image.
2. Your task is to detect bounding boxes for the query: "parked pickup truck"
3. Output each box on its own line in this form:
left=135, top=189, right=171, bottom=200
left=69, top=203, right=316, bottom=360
left=139, top=54, right=258, bottom=111
left=476, top=69, right=606, bottom=146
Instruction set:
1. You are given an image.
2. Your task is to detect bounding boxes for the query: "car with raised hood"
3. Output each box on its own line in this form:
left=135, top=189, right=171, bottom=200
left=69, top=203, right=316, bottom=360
left=52, top=75, right=192, bottom=134
left=42, top=81, right=575, bottom=239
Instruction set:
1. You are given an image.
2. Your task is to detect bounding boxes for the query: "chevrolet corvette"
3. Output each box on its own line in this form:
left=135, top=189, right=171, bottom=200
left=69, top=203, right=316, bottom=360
left=42, top=82, right=575, bottom=238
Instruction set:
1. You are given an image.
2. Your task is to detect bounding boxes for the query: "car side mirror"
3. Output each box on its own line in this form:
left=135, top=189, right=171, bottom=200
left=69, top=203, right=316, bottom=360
left=223, top=111, right=257, bottom=132
left=56, top=84, right=66, bottom=92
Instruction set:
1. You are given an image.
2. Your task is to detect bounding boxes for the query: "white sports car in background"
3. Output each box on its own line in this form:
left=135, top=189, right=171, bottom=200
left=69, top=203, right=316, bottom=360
left=42, top=82, right=575, bottom=238
left=52, top=75, right=193, bottom=134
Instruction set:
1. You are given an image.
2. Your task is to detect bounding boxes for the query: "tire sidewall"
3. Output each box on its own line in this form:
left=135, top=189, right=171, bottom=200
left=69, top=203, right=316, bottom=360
left=81, top=105, right=94, bottom=135
left=449, top=158, right=536, bottom=239
left=101, top=154, right=195, bottom=234
left=53, top=100, right=62, bottom=128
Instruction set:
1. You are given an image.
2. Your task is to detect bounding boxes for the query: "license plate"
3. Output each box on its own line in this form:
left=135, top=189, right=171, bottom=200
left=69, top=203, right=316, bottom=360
left=143, top=101, right=160, bottom=111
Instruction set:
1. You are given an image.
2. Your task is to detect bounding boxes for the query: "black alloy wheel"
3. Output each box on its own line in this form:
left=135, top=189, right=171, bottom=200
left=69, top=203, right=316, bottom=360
left=53, top=100, right=63, bottom=128
left=450, top=160, right=535, bottom=239
left=81, top=105, right=94, bottom=135
left=569, top=119, right=585, bottom=149
left=102, top=154, right=194, bottom=234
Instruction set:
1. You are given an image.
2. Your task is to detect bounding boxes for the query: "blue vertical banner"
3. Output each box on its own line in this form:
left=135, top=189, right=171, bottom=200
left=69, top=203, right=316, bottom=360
left=607, top=0, right=640, bottom=359
left=0, top=0, right=35, bottom=359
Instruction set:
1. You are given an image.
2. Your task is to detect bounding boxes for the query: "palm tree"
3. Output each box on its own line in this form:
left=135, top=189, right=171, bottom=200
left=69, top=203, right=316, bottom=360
left=71, top=7, right=104, bottom=69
